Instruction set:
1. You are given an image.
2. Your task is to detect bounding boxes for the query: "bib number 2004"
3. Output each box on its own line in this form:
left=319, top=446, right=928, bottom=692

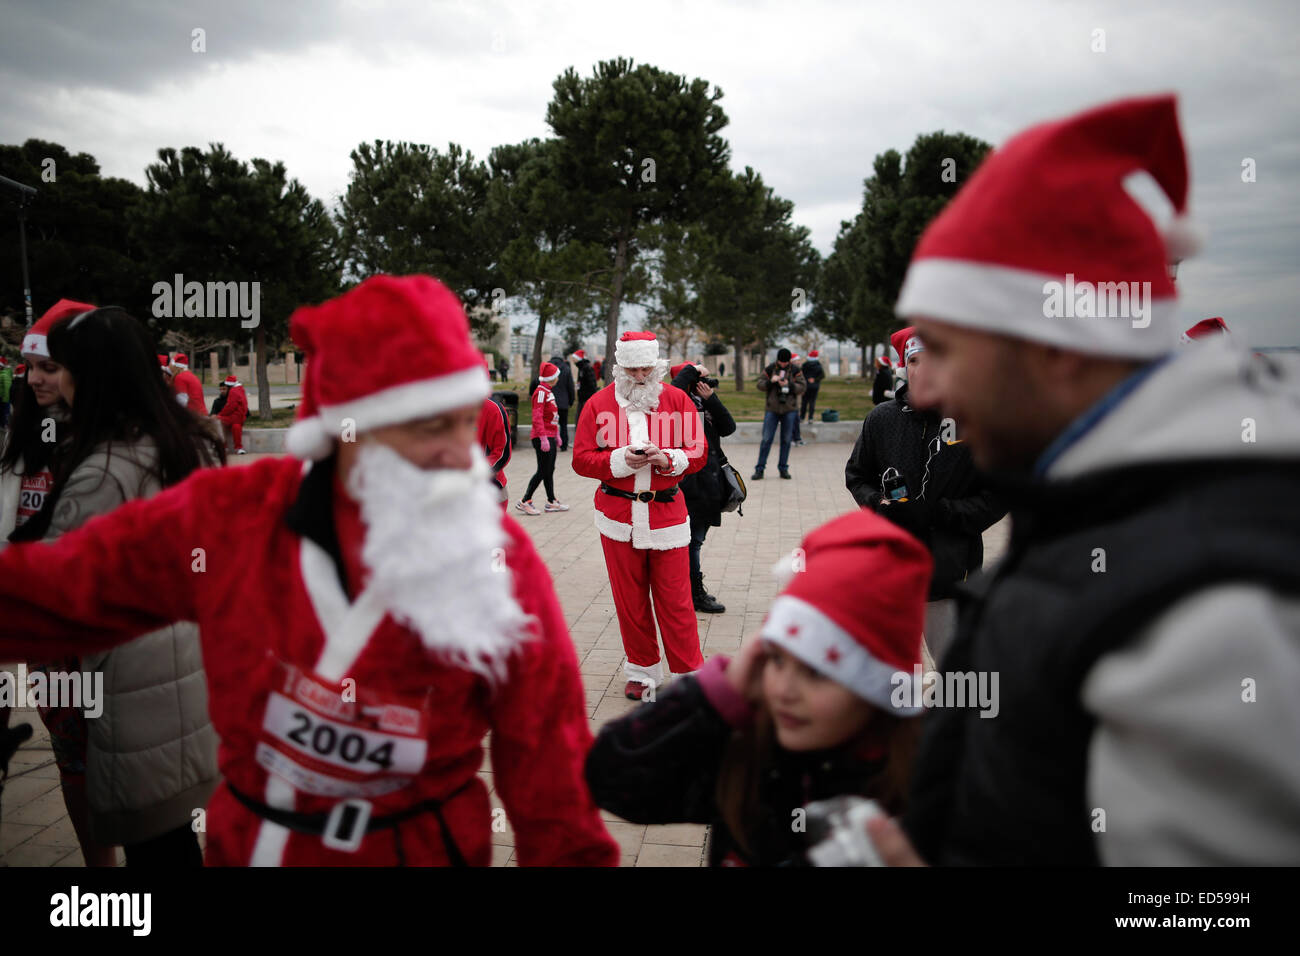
left=285, top=709, right=394, bottom=770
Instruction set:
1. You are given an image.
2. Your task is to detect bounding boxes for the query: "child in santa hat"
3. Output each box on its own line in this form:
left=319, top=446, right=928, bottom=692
left=585, top=508, right=932, bottom=866
left=516, top=362, right=569, bottom=515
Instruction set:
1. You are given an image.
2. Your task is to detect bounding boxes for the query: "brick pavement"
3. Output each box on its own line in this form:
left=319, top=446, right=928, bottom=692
left=0, top=441, right=1008, bottom=867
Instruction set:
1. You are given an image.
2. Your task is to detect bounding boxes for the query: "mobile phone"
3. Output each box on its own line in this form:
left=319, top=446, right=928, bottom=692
left=630, top=448, right=648, bottom=455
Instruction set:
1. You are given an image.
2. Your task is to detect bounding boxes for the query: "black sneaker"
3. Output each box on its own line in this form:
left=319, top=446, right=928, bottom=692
left=751, top=470, right=764, bottom=480
left=779, top=469, right=792, bottom=479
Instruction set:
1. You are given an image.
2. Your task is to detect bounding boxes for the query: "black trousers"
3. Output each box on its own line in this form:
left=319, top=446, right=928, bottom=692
left=801, top=385, right=820, bottom=421
left=124, top=821, right=204, bottom=868
left=556, top=407, right=570, bottom=449
left=524, top=438, right=557, bottom=502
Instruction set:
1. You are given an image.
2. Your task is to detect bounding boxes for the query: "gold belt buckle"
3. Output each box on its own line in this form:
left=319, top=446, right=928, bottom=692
left=637, top=491, right=655, bottom=503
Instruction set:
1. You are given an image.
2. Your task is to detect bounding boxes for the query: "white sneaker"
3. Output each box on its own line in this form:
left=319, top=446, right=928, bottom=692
left=236, top=448, right=247, bottom=455
left=544, top=501, right=570, bottom=512
left=515, top=500, right=541, bottom=516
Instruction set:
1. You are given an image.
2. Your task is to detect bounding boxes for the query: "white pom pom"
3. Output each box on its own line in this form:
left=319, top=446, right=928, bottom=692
left=770, top=551, right=798, bottom=590
left=285, top=417, right=334, bottom=460
left=1163, top=214, right=1206, bottom=261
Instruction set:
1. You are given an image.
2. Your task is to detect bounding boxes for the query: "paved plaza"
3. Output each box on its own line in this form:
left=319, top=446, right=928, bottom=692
left=0, top=440, right=1009, bottom=867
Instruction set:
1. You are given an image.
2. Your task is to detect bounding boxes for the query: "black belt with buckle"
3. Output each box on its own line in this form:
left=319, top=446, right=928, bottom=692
left=227, top=780, right=472, bottom=865
left=601, top=483, right=677, bottom=504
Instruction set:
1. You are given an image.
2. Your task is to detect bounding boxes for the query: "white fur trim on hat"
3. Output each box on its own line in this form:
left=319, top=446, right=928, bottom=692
left=1162, top=214, right=1207, bottom=262
left=288, top=366, right=490, bottom=460
left=21, top=333, right=48, bottom=359
left=615, top=337, right=660, bottom=368
left=761, top=595, right=922, bottom=715
left=896, top=258, right=1181, bottom=359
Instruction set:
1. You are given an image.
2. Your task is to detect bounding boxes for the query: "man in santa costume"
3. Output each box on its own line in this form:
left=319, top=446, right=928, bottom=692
left=860, top=95, right=1300, bottom=866
left=168, top=352, right=207, bottom=413
left=213, top=375, right=249, bottom=454
left=0, top=275, right=619, bottom=866
left=477, top=356, right=512, bottom=509
left=572, top=330, right=707, bottom=700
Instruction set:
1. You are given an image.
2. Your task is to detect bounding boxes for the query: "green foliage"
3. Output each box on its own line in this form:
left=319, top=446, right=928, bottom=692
left=0, top=139, right=149, bottom=320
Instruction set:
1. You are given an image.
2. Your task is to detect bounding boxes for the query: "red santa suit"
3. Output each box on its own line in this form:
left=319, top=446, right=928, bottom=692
left=215, top=378, right=249, bottom=451
left=572, top=332, right=707, bottom=691
left=170, top=358, right=208, bottom=414
left=0, top=276, right=618, bottom=867
left=477, top=396, right=511, bottom=505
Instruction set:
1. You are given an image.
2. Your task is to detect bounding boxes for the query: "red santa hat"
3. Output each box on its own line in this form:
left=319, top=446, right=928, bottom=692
left=285, top=275, right=490, bottom=460
left=614, top=330, right=660, bottom=367
left=171, top=353, right=189, bottom=369
left=1180, top=316, right=1229, bottom=344
left=896, top=95, right=1202, bottom=359
left=23, top=299, right=96, bottom=358
left=891, top=326, right=924, bottom=366
left=538, top=362, right=560, bottom=383
left=876, top=355, right=892, bottom=368
left=670, top=362, right=691, bottom=379
left=223, top=375, right=242, bottom=388
left=572, top=349, right=586, bottom=360
left=764, top=510, right=932, bottom=713
left=808, top=350, right=819, bottom=358
left=15, top=364, right=26, bottom=378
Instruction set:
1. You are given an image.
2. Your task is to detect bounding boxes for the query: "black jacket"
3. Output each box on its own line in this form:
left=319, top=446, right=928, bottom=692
left=585, top=673, right=890, bottom=867
left=872, top=366, right=894, bottom=406
left=671, top=365, right=737, bottom=527
left=801, top=359, right=825, bottom=388
left=547, top=355, right=575, bottom=409
left=575, top=359, right=599, bottom=403
left=844, top=384, right=1005, bottom=600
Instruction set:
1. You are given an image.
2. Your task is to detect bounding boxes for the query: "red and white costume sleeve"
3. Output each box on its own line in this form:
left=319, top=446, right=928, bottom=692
left=571, top=382, right=707, bottom=550
left=530, top=384, right=559, bottom=440
left=476, top=398, right=511, bottom=490
left=215, top=383, right=248, bottom=425
left=173, top=370, right=208, bottom=414
left=0, top=458, right=618, bottom=867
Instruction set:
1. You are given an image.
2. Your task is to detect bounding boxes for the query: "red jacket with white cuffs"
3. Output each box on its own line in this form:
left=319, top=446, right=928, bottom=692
left=571, top=382, right=707, bottom=550
left=530, top=383, right=559, bottom=440
left=477, top=397, right=510, bottom=490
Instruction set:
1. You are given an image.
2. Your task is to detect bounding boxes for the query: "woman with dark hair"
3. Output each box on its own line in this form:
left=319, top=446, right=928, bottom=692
left=8, top=305, right=225, bottom=867
left=1, top=299, right=117, bottom=866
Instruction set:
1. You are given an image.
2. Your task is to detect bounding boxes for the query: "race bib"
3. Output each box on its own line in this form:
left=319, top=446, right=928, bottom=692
left=256, top=660, right=431, bottom=798
left=16, top=470, right=52, bottom=527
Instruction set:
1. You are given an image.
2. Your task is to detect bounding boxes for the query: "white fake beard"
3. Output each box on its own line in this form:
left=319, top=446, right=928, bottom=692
left=613, top=360, right=668, bottom=413
left=346, top=442, right=535, bottom=684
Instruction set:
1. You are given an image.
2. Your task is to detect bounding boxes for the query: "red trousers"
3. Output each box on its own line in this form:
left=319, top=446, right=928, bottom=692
left=600, top=535, right=702, bottom=678
left=221, top=420, right=244, bottom=451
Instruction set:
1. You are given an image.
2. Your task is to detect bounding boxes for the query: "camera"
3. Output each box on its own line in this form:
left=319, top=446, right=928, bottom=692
left=803, top=796, right=887, bottom=866
left=702, top=376, right=719, bottom=388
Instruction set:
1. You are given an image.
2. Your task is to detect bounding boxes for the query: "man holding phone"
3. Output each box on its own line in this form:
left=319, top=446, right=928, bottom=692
left=752, top=348, right=805, bottom=480
left=572, top=331, right=708, bottom=700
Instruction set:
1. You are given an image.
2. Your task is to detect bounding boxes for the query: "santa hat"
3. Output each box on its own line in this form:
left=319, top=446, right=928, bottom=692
left=896, top=95, right=1201, bottom=359
left=876, top=355, right=892, bottom=368
left=572, top=349, right=586, bottom=360
left=286, top=275, right=488, bottom=460
left=0, top=357, right=8, bottom=367
left=891, top=327, right=924, bottom=366
left=171, top=353, right=189, bottom=369
left=808, top=350, right=819, bottom=358
left=538, top=362, right=560, bottom=383
left=23, top=299, right=96, bottom=358
left=764, top=510, right=932, bottom=714
left=223, top=376, right=242, bottom=388
left=1180, top=316, right=1229, bottom=344
left=14, top=364, right=25, bottom=379
left=670, top=362, right=691, bottom=379
left=615, top=331, right=660, bottom=367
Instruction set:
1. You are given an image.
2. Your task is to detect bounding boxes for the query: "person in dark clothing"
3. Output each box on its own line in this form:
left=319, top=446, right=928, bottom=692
left=496, top=358, right=509, bottom=382
left=845, top=327, right=1005, bottom=663
left=871, top=356, right=895, bottom=406
left=670, top=362, right=736, bottom=614
left=861, top=95, right=1300, bottom=868
left=547, top=354, right=576, bottom=451
left=586, top=510, right=931, bottom=866
left=573, top=350, right=599, bottom=426
left=752, top=348, right=805, bottom=480
left=800, top=350, right=825, bottom=423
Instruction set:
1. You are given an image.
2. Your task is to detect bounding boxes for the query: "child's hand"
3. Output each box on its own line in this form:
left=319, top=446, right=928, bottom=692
left=725, top=632, right=767, bottom=703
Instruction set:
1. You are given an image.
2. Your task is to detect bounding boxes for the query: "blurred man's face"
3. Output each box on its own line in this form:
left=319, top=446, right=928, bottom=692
left=908, top=319, right=1055, bottom=474
left=340, top=404, right=481, bottom=473
left=903, top=350, right=926, bottom=396
left=624, top=366, right=655, bottom=384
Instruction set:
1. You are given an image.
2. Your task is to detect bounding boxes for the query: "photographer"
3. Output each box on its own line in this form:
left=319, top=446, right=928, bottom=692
left=752, top=347, right=805, bottom=480
left=670, top=362, right=736, bottom=614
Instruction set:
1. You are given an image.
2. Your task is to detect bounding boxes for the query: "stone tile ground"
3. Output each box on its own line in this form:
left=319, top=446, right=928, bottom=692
left=0, top=441, right=1008, bottom=866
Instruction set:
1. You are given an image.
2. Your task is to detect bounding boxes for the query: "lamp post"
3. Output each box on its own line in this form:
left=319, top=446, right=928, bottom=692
left=0, top=173, right=38, bottom=328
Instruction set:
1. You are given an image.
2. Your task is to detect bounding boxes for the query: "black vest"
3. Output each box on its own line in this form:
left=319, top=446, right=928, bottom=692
left=904, top=460, right=1300, bottom=865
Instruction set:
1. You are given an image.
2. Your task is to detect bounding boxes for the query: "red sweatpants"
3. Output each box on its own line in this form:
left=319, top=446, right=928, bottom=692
left=600, top=535, right=702, bottom=674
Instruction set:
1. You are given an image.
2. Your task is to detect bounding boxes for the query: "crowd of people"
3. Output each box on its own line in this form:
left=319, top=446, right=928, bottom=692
left=1, top=93, right=1296, bottom=868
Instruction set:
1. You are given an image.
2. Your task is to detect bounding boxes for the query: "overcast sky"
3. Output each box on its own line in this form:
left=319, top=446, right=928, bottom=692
left=2, top=0, right=1296, bottom=345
